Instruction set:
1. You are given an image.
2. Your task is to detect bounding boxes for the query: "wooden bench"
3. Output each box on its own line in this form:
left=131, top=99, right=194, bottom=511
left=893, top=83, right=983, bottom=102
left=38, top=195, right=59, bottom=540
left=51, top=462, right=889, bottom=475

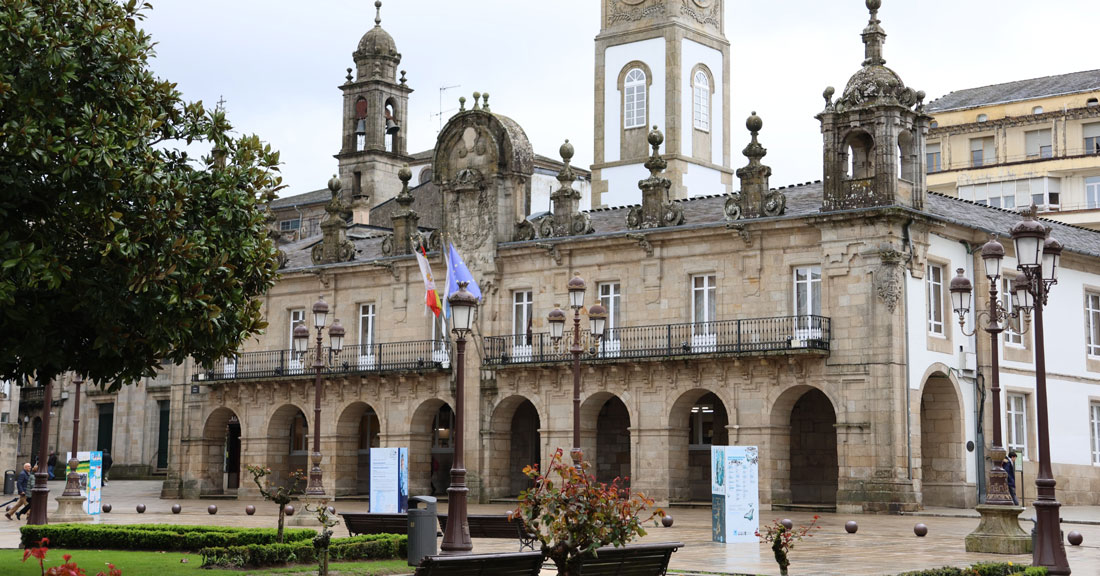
left=574, top=541, right=683, bottom=576
left=413, top=551, right=545, bottom=576
left=436, top=513, right=538, bottom=551
left=340, top=512, right=441, bottom=537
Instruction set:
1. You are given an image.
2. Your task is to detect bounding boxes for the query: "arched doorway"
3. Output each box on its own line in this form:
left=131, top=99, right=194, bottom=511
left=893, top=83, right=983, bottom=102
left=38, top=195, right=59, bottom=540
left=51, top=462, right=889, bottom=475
left=581, top=393, right=631, bottom=485
left=410, top=399, right=453, bottom=497
left=201, top=407, right=241, bottom=495
left=265, top=404, right=309, bottom=489
left=789, top=389, right=838, bottom=505
left=920, top=374, right=966, bottom=507
left=485, top=396, right=541, bottom=499
left=668, top=390, right=729, bottom=502
left=335, top=402, right=380, bottom=496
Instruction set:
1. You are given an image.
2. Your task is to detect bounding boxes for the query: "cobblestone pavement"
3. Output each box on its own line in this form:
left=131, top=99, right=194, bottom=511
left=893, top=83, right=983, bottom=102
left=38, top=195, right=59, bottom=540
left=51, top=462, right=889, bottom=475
left=1, top=481, right=1098, bottom=575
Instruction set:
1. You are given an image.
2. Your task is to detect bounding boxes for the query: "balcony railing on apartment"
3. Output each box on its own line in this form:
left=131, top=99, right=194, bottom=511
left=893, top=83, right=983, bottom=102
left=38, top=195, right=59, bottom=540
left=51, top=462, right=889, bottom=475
left=19, top=386, right=45, bottom=406
left=483, top=315, right=831, bottom=366
left=193, top=340, right=451, bottom=382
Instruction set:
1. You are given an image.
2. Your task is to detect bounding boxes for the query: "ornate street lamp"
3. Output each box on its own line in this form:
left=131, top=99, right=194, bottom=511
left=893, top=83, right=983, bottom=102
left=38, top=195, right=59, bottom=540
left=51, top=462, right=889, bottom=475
left=62, top=375, right=84, bottom=498
left=949, top=236, right=1028, bottom=506
left=293, top=296, right=344, bottom=497
left=1010, top=208, right=1069, bottom=574
left=441, top=282, right=477, bottom=554
left=548, top=273, right=606, bottom=469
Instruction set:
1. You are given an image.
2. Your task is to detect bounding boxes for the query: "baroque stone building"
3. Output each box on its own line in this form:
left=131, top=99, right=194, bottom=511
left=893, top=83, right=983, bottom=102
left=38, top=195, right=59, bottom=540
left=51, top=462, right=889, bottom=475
left=22, top=1, right=1100, bottom=513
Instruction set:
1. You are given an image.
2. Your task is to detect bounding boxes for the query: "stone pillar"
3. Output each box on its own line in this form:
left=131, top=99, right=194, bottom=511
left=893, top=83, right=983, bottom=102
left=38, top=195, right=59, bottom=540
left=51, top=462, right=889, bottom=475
left=631, top=426, right=669, bottom=505
left=389, top=164, right=419, bottom=255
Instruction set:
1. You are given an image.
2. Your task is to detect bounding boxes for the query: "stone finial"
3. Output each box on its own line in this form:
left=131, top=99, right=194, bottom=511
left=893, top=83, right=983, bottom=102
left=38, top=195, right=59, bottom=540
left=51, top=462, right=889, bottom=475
left=628, top=126, right=682, bottom=230
left=396, top=164, right=413, bottom=207
left=472, top=92, right=482, bottom=111
left=400, top=70, right=407, bottom=85
left=374, top=0, right=382, bottom=26
left=328, top=174, right=342, bottom=195
left=458, top=96, right=466, bottom=112
left=312, top=175, right=356, bottom=265
left=729, top=112, right=784, bottom=221
left=388, top=164, right=420, bottom=255
left=346, top=67, right=353, bottom=83
left=482, top=92, right=490, bottom=112
left=541, top=139, right=589, bottom=238
left=823, top=86, right=835, bottom=109
left=862, top=0, right=887, bottom=66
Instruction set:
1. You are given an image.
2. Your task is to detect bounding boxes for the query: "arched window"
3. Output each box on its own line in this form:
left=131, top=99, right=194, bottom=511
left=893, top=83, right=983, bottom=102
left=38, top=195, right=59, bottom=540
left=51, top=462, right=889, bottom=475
left=355, top=98, right=368, bottom=152
left=624, top=68, right=647, bottom=129
left=898, top=130, right=916, bottom=181
left=384, top=99, right=399, bottom=154
left=693, top=70, right=710, bottom=131
left=844, top=131, right=875, bottom=179
left=1032, top=106, right=1044, bottom=115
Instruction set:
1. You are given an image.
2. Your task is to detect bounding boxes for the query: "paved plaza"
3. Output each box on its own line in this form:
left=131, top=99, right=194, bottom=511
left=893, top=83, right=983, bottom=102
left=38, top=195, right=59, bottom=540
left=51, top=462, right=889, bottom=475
left=1, top=481, right=1098, bottom=575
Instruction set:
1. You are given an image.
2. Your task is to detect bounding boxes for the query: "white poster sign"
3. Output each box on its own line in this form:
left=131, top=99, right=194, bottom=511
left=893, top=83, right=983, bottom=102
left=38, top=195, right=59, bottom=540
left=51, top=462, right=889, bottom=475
left=711, top=445, right=759, bottom=543
left=370, top=447, right=409, bottom=513
left=64, top=451, right=103, bottom=515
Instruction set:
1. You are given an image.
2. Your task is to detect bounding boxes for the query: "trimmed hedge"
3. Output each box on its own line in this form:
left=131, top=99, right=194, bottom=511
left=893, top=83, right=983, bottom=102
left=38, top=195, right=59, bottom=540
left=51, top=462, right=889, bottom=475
left=20, top=523, right=316, bottom=552
left=895, top=563, right=1046, bottom=576
left=200, top=533, right=408, bottom=568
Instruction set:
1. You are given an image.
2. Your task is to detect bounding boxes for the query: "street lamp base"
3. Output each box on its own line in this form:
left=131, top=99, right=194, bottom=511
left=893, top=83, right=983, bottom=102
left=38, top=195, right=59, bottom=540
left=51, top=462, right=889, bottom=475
left=440, top=480, right=472, bottom=554
left=964, top=504, right=1030, bottom=554
left=52, top=495, right=93, bottom=523
left=985, top=464, right=1015, bottom=506
left=305, top=453, right=325, bottom=496
left=1033, top=499, right=1070, bottom=575
left=61, top=459, right=83, bottom=498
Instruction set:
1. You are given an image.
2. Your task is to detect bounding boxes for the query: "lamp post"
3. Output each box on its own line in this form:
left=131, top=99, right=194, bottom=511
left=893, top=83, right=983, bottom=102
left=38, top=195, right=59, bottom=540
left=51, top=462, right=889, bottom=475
left=547, top=273, right=606, bottom=468
left=62, top=375, right=84, bottom=498
left=293, top=296, right=344, bottom=497
left=1009, top=209, right=1069, bottom=574
left=28, top=374, right=53, bottom=525
left=441, top=281, right=477, bottom=554
left=949, top=235, right=1028, bottom=506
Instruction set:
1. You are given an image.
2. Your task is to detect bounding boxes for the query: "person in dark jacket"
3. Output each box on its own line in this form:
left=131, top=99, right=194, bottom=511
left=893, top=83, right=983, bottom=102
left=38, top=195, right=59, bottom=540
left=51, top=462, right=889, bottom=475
left=1003, top=451, right=1019, bottom=505
left=102, top=451, right=113, bottom=486
left=47, top=451, right=57, bottom=480
left=5, top=463, right=31, bottom=520
left=14, top=465, right=37, bottom=520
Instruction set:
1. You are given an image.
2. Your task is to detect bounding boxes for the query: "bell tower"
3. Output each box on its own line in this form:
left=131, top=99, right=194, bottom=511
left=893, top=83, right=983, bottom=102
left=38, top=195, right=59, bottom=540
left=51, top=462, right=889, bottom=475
left=336, top=1, right=413, bottom=217
left=591, top=0, right=732, bottom=208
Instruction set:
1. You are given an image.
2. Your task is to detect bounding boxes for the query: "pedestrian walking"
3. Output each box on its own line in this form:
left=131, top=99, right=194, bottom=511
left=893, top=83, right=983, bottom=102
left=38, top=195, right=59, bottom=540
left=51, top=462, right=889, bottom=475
left=102, top=451, right=113, bottom=486
left=14, top=465, right=37, bottom=520
left=5, top=463, right=31, bottom=520
left=47, top=451, right=57, bottom=480
left=1003, top=451, right=1019, bottom=506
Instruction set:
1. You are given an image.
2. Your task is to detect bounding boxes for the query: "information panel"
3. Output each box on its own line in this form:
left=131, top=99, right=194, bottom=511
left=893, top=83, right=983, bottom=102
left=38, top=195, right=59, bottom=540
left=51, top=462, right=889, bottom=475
left=65, top=451, right=103, bottom=515
left=369, top=447, right=409, bottom=513
left=711, top=446, right=759, bottom=543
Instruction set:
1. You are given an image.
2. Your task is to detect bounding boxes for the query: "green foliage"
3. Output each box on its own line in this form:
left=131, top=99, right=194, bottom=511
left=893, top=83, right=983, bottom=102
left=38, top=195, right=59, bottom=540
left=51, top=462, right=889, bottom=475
left=893, top=562, right=1044, bottom=576
left=0, top=0, right=283, bottom=388
left=20, top=524, right=315, bottom=552
left=755, top=516, right=820, bottom=576
left=511, top=448, right=662, bottom=576
left=199, top=534, right=407, bottom=569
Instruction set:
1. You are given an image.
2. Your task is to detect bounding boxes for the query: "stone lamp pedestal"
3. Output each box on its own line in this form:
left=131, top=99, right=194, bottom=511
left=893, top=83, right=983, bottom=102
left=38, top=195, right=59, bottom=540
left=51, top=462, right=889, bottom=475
left=52, top=495, right=92, bottom=523
left=965, top=505, right=1032, bottom=554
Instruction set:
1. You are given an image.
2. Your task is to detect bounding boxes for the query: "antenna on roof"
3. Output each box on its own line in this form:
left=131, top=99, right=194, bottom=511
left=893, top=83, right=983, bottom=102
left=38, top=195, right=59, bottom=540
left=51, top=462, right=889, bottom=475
left=434, top=84, right=462, bottom=133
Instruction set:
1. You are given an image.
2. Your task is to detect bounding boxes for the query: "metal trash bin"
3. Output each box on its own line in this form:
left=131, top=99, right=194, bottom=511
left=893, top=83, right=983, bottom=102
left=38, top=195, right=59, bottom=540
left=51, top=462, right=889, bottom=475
left=407, top=495, right=438, bottom=566
left=3, top=470, right=14, bottom=495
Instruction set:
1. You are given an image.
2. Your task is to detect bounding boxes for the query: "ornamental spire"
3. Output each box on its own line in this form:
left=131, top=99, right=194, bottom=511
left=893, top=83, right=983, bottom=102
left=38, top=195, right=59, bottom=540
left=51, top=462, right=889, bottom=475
left=862, top=0, right=887, bottom=67
left=374, top=0, right=382, bottom=26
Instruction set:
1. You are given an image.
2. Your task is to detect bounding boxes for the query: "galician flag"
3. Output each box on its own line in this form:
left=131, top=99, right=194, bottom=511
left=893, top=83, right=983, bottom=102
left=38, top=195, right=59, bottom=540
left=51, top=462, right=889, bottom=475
left=444, top=243, right=482, bottom=318
left=415, top=246, right=442, bottom=317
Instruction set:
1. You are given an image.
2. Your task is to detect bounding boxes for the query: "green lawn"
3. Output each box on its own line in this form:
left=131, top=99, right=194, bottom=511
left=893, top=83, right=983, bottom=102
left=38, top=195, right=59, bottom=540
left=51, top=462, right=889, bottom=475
left=0, top=549, right=412, bottom=576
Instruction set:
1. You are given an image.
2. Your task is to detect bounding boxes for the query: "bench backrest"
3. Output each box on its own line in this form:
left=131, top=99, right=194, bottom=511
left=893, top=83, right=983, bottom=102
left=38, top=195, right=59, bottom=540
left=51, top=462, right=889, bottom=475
left=413, top=550, right=545, bottom=576
left=340, top=513, right=410, bottom=536
left=437, top=514, right=528, bottom=539
left=576, top=542, right=683, bottom=576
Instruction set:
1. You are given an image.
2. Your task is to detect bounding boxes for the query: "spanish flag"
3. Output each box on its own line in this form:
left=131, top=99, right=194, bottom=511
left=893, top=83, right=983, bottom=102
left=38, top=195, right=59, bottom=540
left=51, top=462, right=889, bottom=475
left=415, top=246, right=442, bottom=317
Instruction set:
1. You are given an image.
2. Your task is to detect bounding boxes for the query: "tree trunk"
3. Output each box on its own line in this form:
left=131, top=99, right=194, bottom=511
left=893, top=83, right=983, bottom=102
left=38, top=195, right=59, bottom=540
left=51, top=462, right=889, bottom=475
left=277, top=507, right=286, bottom=543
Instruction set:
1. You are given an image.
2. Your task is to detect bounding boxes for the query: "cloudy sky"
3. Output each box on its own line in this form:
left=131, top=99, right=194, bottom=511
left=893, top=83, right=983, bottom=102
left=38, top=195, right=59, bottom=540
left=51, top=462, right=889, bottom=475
left=139, top=0, right=1099, bottom=199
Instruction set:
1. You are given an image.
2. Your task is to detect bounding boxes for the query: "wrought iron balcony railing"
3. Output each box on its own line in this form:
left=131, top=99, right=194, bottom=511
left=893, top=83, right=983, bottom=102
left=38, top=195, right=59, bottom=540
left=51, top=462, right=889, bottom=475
left=193, top=340, right=451, bottom=382
left=19, top=386, right=45, bottom=406
left=483, top=315, right=830, bottom=366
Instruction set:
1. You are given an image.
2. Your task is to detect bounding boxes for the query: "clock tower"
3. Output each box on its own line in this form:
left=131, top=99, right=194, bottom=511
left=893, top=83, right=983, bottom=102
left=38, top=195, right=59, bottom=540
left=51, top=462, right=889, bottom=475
left=592, top=0, right=732, bottom=208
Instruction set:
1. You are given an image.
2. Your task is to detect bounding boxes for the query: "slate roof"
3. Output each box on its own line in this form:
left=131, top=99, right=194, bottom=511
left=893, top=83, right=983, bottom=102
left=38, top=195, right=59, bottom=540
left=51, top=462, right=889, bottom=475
left=270, top=188, right=329, bottom=209
left=926, top=69, right=1100, bottom=113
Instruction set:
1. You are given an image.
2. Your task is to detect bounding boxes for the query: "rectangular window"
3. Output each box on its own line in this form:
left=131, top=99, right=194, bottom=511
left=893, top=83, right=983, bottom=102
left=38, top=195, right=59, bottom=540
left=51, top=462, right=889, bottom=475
left=598, top=282, right=622, bottom=340
left=1025, top=129, right=1053, bottom=159
left=624, top=77, right=646, bottom=130
left=1088, top=292, right=1100, bottom=357
left=927, top=264, right=944, bottom=336
left=794, top=267, right=822, bottom=317
left=926, top=143, right=942, bottom=173
left=512, top=290, right=533, bottom=337
left=1083, top=122, right=1100, bottom=155
left=1007, top=393, right=1027, bottom=458
left=692, top=274, right=717, bottom=327
left=1002, top=278, right=1023, bottom=346
left=289, top=309, right=305, bottom=349
left=970, top=136, right=994, bottom=167
left=1030, top=177, right=1061, bottom=209
left=279, top=219, right=301, bottom=232
left=358, top=304, right=376, bottom=369
left=1087, top=176, right=1100, bottom=210
left=693, top=83, right=709, bottom=131
left=1092, top=403, right=1100, bottom=464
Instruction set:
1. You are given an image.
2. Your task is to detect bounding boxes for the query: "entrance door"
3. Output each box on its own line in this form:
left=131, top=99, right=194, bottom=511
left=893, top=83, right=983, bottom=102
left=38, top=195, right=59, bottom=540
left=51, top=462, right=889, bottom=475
left=97, top=403, right=114, bottom=453
left=156, top=401, right=170, bottom=469
left=226, top=419, right=241, bottom=490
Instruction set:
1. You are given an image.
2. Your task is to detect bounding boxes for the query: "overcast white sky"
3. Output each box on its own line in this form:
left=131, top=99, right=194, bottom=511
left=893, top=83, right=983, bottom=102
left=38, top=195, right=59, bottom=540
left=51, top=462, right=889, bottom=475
left=139, top=0, right=1099, bottom=198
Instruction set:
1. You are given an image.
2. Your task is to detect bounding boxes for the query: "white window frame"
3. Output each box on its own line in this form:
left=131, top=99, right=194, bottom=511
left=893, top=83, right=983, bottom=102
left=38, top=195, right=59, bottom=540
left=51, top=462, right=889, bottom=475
left=624, top=68, right=647, bottom=130
left=692, top=70, right=710, bottom=132
left=289, top=308, right=306, bottom=373
left=279, top=218, right=301, bottom=232
left=430, top=314, right=450, bottom=367
left=793, top=266, right=823, bottom=341
left=358, top=303, right=376, bottom=369
left=970, top=136, right=994, bottom=167
left=1091, top=402, right=1100, bottom=465
left=1025, top=128, right=1053, bottom=159
left=691, top=274, right=717, bottom=351
left=1086, top=177, right=1100, bottom=210
left=512, top=290, right=534, bottom=360
left=1002, top=277, right=1023, bottom=347
left=927, top=264, right=945, bottom=337
left=926, top=143, right=942, bottom=173
left=1006, top=393, right=1027, bottom=459
left=598, top=282, right=622, bottom=357
left=1087, top=292, right=1100, bottom=358
left=1084, top=122, right=1100, bottom=155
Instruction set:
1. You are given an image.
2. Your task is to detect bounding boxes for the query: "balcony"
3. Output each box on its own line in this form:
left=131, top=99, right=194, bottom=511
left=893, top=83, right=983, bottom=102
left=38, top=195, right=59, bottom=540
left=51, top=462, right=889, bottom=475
left=483, top=315, right=830, bottom=367
left=193, top=340, right=451, bottom=382
left=19, top=386, right=45, bottom=406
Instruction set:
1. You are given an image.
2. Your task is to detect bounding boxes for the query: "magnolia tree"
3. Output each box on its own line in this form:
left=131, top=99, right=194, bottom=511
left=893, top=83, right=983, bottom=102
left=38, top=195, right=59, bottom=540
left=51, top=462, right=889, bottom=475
left=511, top=449, right=663, bottom=576
left=246, top=465, right=305, bottom=544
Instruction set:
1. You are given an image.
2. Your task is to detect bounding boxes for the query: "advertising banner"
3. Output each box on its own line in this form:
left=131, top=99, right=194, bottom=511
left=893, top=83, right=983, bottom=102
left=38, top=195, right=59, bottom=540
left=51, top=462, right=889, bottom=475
left=370, top=447, right=409, bottom=513
left=711, top=445, right=759, bottom=543
left=64, top=451, right=103, bottom=515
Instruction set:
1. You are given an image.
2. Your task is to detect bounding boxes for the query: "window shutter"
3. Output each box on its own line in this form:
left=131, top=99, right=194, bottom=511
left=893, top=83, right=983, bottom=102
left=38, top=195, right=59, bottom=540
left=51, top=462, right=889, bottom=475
left=1083, top=123, right=1100, bottom=139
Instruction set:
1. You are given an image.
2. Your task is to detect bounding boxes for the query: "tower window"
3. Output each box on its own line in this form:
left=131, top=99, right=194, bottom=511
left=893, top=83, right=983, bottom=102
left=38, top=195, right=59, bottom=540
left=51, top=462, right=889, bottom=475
left=693, top=70, right=710, bottom=132
left=355, top=98, right=368, bottom=152
left=624, top=68, right=647, bottom=129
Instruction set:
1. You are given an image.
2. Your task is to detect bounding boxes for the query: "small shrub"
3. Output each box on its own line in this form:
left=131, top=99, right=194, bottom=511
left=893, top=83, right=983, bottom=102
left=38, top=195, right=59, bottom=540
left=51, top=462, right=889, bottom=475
left=755, top=516, right=820, bottom=576
left=893, top=563, right=1043, bottom=576
left=199, top=534, right=407, bottom=568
